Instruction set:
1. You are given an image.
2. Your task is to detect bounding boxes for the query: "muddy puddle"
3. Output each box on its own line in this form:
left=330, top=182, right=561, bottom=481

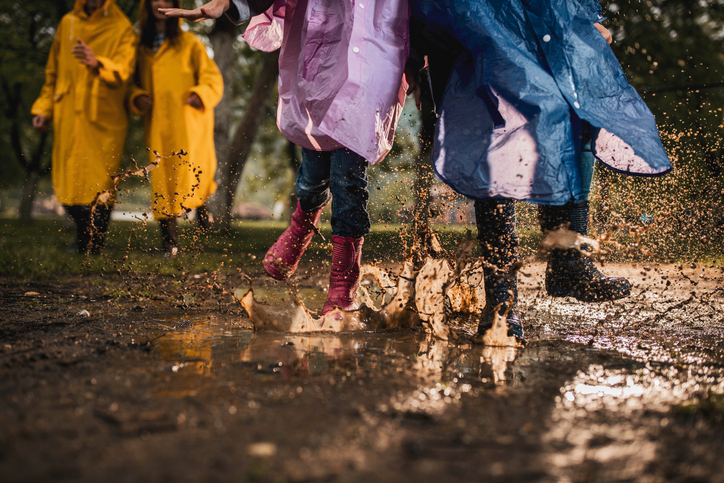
left=2, top=266, right=724, bottom=482
left=131, top=297, right=724, bottom=481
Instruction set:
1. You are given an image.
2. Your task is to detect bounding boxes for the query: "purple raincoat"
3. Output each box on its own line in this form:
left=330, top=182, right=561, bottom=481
left=230, top=0, right=410, bottom=164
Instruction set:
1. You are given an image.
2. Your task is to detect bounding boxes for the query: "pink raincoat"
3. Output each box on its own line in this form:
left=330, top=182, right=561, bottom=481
left=239, top=0, right=410, bottom=164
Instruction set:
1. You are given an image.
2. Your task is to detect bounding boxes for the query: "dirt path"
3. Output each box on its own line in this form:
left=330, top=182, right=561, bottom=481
left=1, top=262, right=723, bottom=482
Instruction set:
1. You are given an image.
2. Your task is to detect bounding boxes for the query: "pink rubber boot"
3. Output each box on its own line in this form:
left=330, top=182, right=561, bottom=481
left=263, top=202, right=324, bottom=280
left=321, top=236, right=364, bottom=315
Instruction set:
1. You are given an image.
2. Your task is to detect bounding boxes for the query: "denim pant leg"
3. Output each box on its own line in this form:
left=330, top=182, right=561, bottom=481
left=580, top=121, right=594, bottom=198
left=580, top=143, right=594, bottom=198
left=329, top=148, right=370, bottom=238
left=297, top=148, right=333, bottom=213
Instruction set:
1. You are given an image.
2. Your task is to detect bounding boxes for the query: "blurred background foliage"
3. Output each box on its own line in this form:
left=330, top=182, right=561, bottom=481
left=1, top=0, right=723, bottom=259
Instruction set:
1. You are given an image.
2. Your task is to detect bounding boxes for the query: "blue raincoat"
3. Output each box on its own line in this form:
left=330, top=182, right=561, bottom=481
left=410, top=0, right=672, bottom=205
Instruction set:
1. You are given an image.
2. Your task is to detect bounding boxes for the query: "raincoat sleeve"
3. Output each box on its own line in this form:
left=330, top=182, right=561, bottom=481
left=241, top=4, right=284, bottom=52
left=225, top=0, right=275, bottom=25
left=579, top=0, right=604, bottom=22
left=127, top=81, right=151, bottom=117
left=93, top=25, right=137, bottom=88
left=187, top=37, right=224, bottom=111
left=31, top=32, right=61, bottom=118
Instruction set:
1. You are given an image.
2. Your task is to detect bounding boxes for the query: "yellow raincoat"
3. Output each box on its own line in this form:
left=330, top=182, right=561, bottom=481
left=31, top=0, right=136, bottom=206
left=129, top=23, right=222, bottom=219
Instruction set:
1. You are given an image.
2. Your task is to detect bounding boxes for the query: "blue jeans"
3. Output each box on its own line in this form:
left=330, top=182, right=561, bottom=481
left=581, top=139, right=594, bottom=198
left=577, top=120, right=594, bottom=201
left=297, top=148, right=370, bottom=238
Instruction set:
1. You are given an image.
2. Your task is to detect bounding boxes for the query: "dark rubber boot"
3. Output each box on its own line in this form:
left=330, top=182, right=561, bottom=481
left=159, top=218, right=179, bottom=256
left=321, top=236, right=363, bottom=315
left=539, top=201, right=631, bottom=302
left=88, top=205, right=112, bottom=255
left=474, top=199, right=524, bottom=339
left=264, top=201, right=325, bottom=280
left=64, top=205, right=91, bottom=254
left=196, top=204, right=212, bottom=231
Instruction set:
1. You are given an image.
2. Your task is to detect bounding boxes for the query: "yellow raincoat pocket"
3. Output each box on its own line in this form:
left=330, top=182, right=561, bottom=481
left=89, top=78, right=126, bottom=125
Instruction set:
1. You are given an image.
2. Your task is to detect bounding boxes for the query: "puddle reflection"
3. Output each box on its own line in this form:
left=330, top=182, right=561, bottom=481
left=140, top=308, right=724, bottom=481
left=152, top=321, right=526, bottom=393
left=149, top=318, right=723, bottom=408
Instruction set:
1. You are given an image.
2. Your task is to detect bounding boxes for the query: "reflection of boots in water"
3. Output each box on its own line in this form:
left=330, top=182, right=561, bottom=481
left=474, top=200, right=524, bottom=339
left=263, top=201, right=326, bottom=280
left=321, top=235, right=363, bottom=315
left=539, top=201, right=631, bottom=302
left=88, top=204, right=112, bottom=255
left=159, top=218, right=179, bottom=256
left=64, top=205, right=91, bottom=254
left=196, top=204, right=212, bottom=231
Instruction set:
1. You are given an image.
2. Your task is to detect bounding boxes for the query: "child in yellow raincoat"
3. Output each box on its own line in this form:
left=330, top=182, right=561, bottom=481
left=31, top=0, right=136, bottom=254
left=129, top=0, right=223, bottom=255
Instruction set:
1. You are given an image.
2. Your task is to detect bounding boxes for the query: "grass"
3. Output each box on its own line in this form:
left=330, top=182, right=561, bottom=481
left=0, top=218, right=480, bottom=279
left=1, top=216, right=721, bottom=280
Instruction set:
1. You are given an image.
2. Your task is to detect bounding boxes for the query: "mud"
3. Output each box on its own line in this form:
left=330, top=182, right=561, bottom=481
left=1, top=261, right=724, bottom=482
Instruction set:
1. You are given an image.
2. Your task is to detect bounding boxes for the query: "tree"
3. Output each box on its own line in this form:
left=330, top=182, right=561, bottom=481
left=207, top=14, right=239, bottom=229
left=206, top=25, right=280, bottom=230
left=0, top=0, right=64, bottom=222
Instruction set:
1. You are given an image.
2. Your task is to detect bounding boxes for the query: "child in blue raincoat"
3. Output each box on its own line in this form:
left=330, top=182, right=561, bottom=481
left=407, top=0, right=672, bottom=340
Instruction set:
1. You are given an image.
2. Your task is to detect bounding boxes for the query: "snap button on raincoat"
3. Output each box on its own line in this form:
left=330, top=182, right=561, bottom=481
left=31, top=0, right=136, bottom=206
left=411, top=0, right=673, bottom=205
left=229, top=0, right=410, bottom=164
left=129, top=27, right=223, bottom=219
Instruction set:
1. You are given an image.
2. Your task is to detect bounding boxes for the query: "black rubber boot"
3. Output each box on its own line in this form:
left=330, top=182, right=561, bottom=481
left=159, top=218, right=179, bottom=256
left=474, top=199, right=524, bottom=340
left=88, top=205, right=112, bottom=255
left=538, top=201, right=631, bottom=302
left=64, top=205, right=92, bottom=254
left=196, top=204, right=212, bottom=231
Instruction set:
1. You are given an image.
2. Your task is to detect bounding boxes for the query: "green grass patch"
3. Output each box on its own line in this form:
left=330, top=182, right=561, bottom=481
left=0, top=219, right=476, bottom=279
left=1, top=216, right=720, bottom=280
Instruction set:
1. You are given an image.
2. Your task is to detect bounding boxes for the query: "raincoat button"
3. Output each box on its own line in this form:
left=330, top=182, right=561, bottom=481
left=359, top=3, right=364, bottom=8
left=542, top=34, right=551, bottom=42
left=352, top=47, right=360, bottom=53
left=574, top=101, right=581, bottom=109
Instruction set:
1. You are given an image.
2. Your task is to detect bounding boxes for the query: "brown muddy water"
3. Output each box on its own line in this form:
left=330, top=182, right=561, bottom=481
left=1, top=262, right=724, bottom=482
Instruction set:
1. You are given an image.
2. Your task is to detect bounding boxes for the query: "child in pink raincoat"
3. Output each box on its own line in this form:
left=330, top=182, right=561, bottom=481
left=163, top=0, right=411, bottom=314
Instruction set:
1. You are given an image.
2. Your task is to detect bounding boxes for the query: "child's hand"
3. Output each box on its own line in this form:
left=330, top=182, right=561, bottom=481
left=188, top=92, right=204, bottom=109
left=594, top=23, right=612, bottom=44
left=32, top=114, right=50, bottom=133
left=71, top=39, right=100, bottom=69
left=160, top=0, right=229, bottom=21
left=404, top=66, right=422, bottom=111
left=134, top=95, right=153, bottom=112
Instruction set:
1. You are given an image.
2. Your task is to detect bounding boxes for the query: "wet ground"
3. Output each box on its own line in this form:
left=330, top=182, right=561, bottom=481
left=1, top=261, right=723, bottom=482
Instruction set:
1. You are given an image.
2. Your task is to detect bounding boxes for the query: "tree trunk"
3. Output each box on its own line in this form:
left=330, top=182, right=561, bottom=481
left=6, top=81, right=49, bottom=224
left=208, top=16, right=238, bottom=229
left=217, top=50, right=280, bottom=230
